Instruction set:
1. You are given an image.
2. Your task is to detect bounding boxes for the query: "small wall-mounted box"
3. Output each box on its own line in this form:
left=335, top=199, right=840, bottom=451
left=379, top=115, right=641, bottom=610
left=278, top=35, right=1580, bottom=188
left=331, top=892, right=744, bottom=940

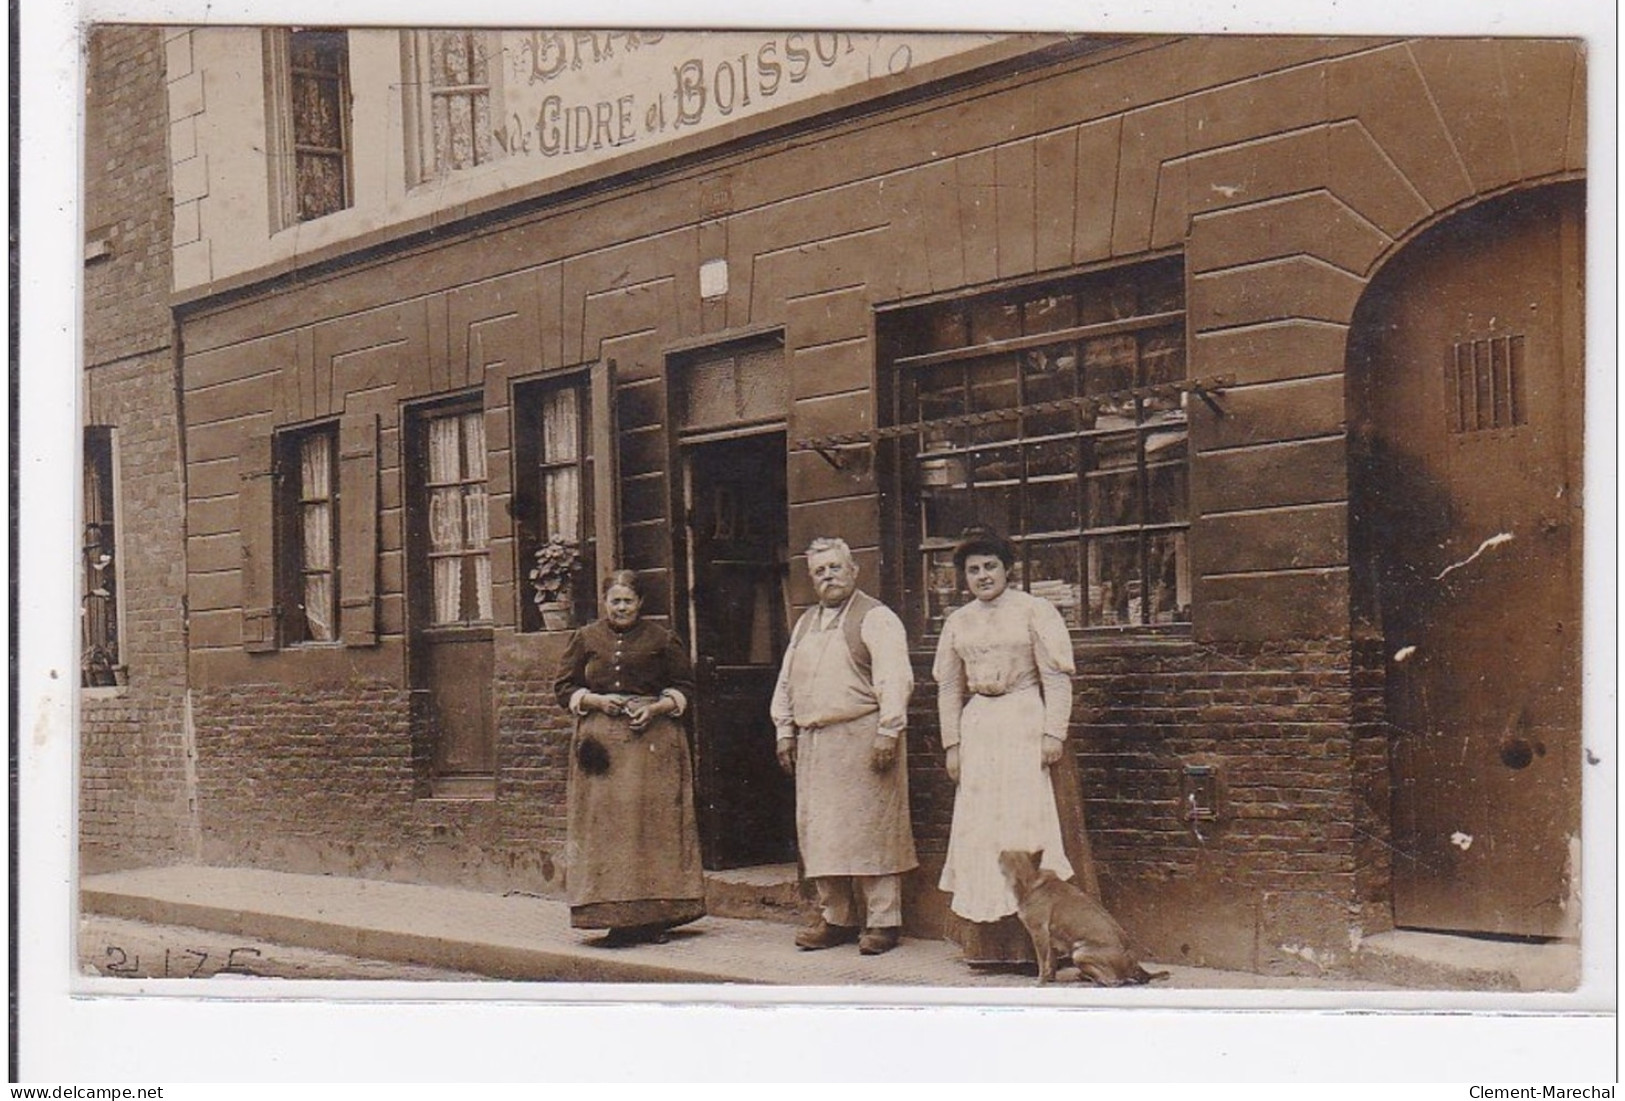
left=1182, top=762, right=1221, bottom=822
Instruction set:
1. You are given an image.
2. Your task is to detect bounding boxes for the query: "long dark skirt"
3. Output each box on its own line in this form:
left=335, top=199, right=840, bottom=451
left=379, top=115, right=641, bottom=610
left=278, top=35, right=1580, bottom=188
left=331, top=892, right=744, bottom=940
left=566, top=710, right=706, bottom=931
left=944, top=749, right=1100, bottom=966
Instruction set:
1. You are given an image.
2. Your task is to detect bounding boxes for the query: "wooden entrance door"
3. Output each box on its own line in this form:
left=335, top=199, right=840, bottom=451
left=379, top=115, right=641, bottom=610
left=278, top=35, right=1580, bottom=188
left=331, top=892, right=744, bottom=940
left=683, top=432, right=797, bottom=868
left=1352, top=185, right=1583, bottom=937
left=408, top=403, right=496, bottom=796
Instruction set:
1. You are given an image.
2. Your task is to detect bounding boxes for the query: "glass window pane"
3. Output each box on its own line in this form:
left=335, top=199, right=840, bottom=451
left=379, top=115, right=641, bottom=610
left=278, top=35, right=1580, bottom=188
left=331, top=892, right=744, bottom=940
left=431, top=95, right=453, bottom=171
left=970, top=442, right=1022, bottom=485
left=473, top=554, right=493, bottom=622
left=1022, top=292, right=1076, bottom=335
left=461, top=412, right=486, bottom=479
left=464, top=486, right=489, bottom=550
left=967, top=358, right=1019, bottom=446
left=427, top=415, right=461, bottom=483
left=1025, top=437, right=1078, bottom=480
left=303, top=572, right=334, bottom=641
left=924, top=548, right=963, bottom=626
left=302, top=501, right=332, bottom=570
left=1145, top=431, right=1188, bottom=524
left=1083, top=335, right=1137, bottom=428
left=296, top=154, right=346, bottom=221
left=432, top=559, right=461, bottom=624
left=431, top=30, right=471, bottom=84
left=1147, top=530, right=1190, bottom=625
left=543, top=467, right=580, bottom=539
left=290, top=32, right=344, bottom=74
left=293, top=73, right=343, bottom=148
left=968, top=482, right=1020, bottom=537
left=1027, top=540, right=1083, bottom=628
left=300, top=433, right=332, bottom=498
left=913, top=364, right=968, bottom=450
left=1078, top=277, right=1140, bottom=324
left=1026, top=480, right=1079, bottom=536
left=1141, top=262, right=1184, bottom=314
left=1141, top=327, right=1185, bottom=390
left=447, top=93, right=477, bottom=170
left=922, top=306, right=967, bottom=353
left=1087, top=535, right=1141, bottom=627
left=968, top=299, right=1022, bottom=344
left=1084, top=436, right=1140, bottom=528
left=429, top=487, right=464, bottom=552
left=471, top=94, right=492, bottom=165
left=1022, top=345, right=1078, bottom=436
left=921, top=484, right=974, bottom=542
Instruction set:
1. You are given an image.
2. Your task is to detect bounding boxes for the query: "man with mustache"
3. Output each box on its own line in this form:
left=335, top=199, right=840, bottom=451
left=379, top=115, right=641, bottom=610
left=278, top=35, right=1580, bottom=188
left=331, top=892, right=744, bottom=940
left=770, top=536, right=918, bottom=955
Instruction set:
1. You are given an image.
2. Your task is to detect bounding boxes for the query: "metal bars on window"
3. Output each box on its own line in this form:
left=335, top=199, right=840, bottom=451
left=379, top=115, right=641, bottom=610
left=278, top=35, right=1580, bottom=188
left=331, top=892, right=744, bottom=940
left=1449, top=334, right=1526, bottom=433
left=82, top=427, right=121, bottom=686
left=869, top=258, right=1208, bottom=633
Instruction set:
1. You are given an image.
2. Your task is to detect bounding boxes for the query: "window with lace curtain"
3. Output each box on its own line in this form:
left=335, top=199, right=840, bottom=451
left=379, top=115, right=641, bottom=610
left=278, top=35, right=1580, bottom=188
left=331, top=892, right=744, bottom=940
left=514, top=377, right=596, bottom=631
left=276, top=423, right=340, bottom=644
left=402, top=29, right=502, bottom=187
left=265, top=29, right=353, bottom=228
left=422, top=407, right=494, bottom=627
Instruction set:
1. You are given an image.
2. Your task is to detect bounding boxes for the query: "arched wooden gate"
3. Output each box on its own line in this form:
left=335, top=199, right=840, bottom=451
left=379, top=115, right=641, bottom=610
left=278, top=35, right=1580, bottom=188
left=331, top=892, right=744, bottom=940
left=1349, top=183, right=1584, bottom=938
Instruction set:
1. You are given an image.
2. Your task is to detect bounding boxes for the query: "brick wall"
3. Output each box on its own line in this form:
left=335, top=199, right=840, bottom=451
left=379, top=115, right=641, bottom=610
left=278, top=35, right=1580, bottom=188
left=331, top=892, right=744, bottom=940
left=189, top=631, right=578, bottom=894
left=80, top=25, right=195, bottom=872
left=903, top=638, right=1367, bottom=975
left=83, top=27, right=174, bottom=364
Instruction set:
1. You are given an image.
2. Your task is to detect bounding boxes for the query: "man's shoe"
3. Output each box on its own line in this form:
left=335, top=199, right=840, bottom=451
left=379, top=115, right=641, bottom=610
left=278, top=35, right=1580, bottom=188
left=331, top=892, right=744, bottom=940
left=795, top=920, right=859, bottom=950
left=858, top=927, right=900, bottom=955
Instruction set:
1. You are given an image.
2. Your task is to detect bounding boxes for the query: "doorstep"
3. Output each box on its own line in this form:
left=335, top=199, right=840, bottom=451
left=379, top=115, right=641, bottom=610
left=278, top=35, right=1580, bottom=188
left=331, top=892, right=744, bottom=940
left=703, top=863, right=814, bottom=925
left=1351, top=928, right=1581, bottom=992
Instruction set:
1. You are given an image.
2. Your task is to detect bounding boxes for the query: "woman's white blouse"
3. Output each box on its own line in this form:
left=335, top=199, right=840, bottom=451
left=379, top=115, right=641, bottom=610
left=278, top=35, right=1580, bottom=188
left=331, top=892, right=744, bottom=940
left=932, top=587, right=1076, bottom=748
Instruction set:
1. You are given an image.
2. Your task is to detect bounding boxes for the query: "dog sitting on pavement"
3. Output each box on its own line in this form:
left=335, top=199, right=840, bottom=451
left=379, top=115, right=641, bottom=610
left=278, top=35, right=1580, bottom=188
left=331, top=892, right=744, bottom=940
left=997, top=849, right=1168, bottom=986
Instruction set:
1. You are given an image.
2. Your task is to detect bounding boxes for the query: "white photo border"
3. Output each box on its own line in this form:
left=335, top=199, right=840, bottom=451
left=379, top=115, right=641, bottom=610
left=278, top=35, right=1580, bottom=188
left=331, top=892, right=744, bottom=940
left=18, top=0, right=1618, bottom=1082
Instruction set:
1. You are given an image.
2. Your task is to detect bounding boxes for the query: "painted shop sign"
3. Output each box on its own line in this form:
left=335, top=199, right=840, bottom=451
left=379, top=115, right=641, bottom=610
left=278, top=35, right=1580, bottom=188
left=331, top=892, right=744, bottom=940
left=486, top=29, right=1000, bottom=166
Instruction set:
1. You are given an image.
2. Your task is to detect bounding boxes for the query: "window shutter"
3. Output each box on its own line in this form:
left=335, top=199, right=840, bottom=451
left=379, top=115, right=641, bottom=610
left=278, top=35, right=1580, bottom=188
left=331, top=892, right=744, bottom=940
left=590, top=359, right=619, bottom=590
left=339, top=411, right=380, bottom=646
left=239, top=428, right=278, bottom=652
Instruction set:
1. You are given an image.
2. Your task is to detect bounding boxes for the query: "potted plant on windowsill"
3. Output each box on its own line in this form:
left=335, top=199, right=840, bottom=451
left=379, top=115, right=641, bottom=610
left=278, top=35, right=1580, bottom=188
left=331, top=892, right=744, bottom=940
left=531, top=535, right=584, bottom=632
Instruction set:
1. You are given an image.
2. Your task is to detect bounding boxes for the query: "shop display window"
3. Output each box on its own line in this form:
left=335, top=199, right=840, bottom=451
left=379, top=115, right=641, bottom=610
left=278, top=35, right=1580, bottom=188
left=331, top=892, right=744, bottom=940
left=886, top=257, right=1192, bottom=633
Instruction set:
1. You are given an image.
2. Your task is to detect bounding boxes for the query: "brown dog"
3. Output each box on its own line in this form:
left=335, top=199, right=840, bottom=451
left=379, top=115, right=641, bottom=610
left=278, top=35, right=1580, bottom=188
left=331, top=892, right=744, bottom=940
left=998, top=849, right=1168, bottom=986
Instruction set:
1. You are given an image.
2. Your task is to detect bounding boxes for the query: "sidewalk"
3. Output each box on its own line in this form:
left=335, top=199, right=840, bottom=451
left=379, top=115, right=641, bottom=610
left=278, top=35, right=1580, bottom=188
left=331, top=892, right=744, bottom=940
left=79, top=865, right=1572, bottom=993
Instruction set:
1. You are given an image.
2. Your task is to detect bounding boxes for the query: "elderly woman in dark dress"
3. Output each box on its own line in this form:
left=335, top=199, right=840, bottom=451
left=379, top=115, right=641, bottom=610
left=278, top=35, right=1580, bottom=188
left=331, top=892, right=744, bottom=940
left=554, top=570, right=705, bottom=945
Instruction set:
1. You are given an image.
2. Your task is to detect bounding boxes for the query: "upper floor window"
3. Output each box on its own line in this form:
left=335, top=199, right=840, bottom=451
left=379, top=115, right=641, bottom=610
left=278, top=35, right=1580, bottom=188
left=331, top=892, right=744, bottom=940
left=276, top=423, right=340, bottom=644
left=403, top=30, right=502, bottom=187
left=82, top=427, right=122, bottom=687
left=882, top=257, right=1191, bottom=634
left=513, top=376, right=596, bottom=630
left=266, top=28, right=353, bottom=228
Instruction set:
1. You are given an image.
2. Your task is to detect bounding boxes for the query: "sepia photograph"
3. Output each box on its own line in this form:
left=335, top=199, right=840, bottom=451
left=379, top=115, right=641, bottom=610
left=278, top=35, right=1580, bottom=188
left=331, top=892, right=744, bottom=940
left=21, top=0, right=1616, bottom=1083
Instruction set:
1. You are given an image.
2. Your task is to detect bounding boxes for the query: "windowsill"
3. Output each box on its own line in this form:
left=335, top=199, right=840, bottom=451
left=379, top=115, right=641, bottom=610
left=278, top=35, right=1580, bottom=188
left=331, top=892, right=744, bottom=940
left=81, top=684, right=128, bottom=700
left=419, top=625, right=496, bottom=642
left=426, top=775, right=496, bottom=801
left=285, top=640, right=345, bottom=651
left=1071, top=628, right=1195, bottom=654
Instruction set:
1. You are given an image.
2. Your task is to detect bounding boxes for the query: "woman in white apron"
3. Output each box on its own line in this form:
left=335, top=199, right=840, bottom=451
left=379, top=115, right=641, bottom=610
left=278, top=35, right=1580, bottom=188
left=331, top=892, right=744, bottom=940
left=934, top=529, right=1101, bottom=967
